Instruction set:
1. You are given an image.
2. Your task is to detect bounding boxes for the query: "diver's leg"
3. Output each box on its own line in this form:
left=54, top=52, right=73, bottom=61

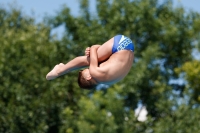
left=96, top=37, right=114, bottom=62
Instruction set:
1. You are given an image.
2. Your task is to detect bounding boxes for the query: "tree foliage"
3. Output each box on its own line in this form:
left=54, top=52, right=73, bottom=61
left=0, top=0, right=200, bottom=132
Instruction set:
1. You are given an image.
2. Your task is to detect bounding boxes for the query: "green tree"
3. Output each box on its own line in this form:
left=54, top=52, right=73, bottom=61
left=1, top=0, right=200, bottom=132
left=176, top=60, right=200, bottom=103
left=0, top=7, right=81, bottom=133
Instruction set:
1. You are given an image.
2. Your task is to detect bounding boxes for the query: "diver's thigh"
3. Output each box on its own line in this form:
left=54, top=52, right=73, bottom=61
left=97, top=37, right=114, bottom=62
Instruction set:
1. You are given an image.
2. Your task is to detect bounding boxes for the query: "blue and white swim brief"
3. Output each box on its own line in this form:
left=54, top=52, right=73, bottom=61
left=112, top=35, right=134, bottom=53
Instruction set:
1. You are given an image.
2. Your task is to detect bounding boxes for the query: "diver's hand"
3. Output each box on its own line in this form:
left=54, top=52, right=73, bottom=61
left=85, top=47, right=90, bottom=57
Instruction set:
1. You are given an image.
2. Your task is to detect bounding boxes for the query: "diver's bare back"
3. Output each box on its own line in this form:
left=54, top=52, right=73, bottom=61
left=97, top=50, right=134, bottom=84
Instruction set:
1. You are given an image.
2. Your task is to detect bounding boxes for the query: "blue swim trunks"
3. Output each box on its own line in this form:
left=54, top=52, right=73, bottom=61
left=112, top=35, right=134, bottom=53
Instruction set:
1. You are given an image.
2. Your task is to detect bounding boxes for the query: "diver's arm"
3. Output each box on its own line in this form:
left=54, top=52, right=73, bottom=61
left=89, top=45, right=106, bottom=79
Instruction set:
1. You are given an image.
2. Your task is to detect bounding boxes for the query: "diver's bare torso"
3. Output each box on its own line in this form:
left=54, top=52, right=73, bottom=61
left=95, top=50, right=134, bottom=85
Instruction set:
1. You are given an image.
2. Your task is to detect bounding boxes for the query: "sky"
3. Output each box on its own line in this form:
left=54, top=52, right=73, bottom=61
left=0, top=0, right=96, bottom=20
left=0, top=0, right=200, bottom=20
